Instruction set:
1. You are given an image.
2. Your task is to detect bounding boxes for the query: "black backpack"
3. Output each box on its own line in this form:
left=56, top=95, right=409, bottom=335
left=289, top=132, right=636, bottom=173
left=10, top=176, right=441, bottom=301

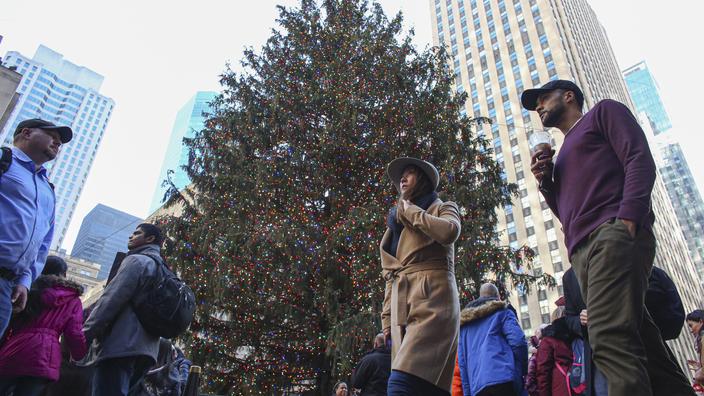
left=0, top=147, right=12, bottom=177
left=646, top=266, right=685, bottom=340
left=132, top=254, right=196, bottom=339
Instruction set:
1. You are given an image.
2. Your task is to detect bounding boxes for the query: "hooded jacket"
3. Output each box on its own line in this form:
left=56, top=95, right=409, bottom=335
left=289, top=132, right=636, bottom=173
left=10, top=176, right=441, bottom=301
left=0, top=275, right=87, bottom=381
left=536, top=317, right=573, bottom=396
left=456, top=297, right=527, bottom=396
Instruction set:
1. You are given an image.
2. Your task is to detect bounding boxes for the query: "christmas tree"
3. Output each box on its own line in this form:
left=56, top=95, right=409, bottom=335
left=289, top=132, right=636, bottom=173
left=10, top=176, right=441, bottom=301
left=158, top=0, right=554, bottom=394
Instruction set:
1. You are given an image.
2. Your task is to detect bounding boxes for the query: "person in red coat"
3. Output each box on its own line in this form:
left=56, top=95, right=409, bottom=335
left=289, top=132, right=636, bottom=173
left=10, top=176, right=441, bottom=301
left=0, top=256, right=87, bottom=395
left=536, top=306, right=573, bottom=396
left=525, top=325, right=548, bottom=396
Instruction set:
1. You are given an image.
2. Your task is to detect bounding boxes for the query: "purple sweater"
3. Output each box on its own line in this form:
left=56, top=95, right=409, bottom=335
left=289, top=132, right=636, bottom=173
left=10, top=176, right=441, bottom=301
left=542, top=99, right=656, bottom=255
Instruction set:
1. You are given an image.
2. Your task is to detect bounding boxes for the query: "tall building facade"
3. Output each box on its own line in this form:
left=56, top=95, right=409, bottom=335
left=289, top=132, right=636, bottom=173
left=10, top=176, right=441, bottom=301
left=71, top=204, right=142, bottom=280
left=623, top=62, right=672, bottom=136
left=150, top=91, right=216, bottom=213
left=49, top=249, right=103, bottom=297
left=0, top=62, right=21, bottom=131
left=431, top=0, right=701, bottom=369
left=0, top=45, right=115, bottom=249
left=623, top=62, right=704, bottom=284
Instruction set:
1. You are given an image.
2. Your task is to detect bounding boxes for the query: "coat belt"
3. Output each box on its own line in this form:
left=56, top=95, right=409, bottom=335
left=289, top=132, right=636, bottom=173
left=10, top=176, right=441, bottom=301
left=385, top=261, right=451, bottom=326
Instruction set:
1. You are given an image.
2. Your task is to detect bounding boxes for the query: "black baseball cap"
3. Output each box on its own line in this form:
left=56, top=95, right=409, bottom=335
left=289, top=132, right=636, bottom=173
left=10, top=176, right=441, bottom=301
left=521, top=80, right=584, bottom=111
left=14, top=118, right=73, bottom=143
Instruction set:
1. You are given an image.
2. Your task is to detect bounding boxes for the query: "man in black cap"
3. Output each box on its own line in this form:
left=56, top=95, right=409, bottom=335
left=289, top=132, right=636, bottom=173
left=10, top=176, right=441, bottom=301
left=521, top=81, right=694, bottom=396
left=0, top=118, right=71, bottom=336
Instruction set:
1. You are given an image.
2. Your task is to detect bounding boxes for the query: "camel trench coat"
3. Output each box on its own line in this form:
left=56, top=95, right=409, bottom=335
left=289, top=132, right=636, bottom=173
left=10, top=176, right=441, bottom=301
left=380, top=198, right=461, bottom=392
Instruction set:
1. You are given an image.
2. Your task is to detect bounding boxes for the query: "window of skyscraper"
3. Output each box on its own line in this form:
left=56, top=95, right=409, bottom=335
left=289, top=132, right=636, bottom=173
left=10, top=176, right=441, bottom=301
left=520, top=294, right=528, bottom=306
left=522, top=318, right=532, bottom=329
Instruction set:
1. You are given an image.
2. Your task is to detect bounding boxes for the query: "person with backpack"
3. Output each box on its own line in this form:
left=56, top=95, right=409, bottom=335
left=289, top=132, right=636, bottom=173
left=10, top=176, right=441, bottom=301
left=536, top=306, right=573, bottom=396
left=136, top=338, right=192, bottom=396
left=563, top=266, right=690, bottom=396
left=0, top=255, right=87, bottom=396
left=0, top=119, right=72, bottom=337
left=82, top=223, right=166, bottom=396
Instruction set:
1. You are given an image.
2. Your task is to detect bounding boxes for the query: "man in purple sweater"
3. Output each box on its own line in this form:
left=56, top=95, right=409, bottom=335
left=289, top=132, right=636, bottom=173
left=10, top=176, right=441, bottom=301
left=521, top=80, right=693, bottom=396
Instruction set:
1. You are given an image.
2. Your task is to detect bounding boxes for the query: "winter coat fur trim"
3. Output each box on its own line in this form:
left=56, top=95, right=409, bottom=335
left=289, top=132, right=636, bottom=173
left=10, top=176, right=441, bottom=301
left=460, top=300, right=507, bottom=325
left=35, top=275, right=84, bottom=295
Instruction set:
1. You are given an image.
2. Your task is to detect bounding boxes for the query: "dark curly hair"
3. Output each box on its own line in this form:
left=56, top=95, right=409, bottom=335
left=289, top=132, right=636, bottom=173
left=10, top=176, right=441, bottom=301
left=138, top=223, right=165, bottom=245
left=42, top=255, right=67, bottom=276
left=687, top=309, right=704, bottom=323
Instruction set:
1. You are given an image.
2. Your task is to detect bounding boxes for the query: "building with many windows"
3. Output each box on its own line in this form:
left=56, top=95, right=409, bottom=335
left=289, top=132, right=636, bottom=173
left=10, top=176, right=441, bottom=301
left=431, top=0, right=701, bottom=369
left=71, top=204, right=142, bottom=280
left=0, top=62, right=21, bottom=131
left=623, top=62, right=672, bottom=136
left=623, top=61, right=704, bottom=285
left=150, top=91, right=216, bottom=213
left=0, top=45, right=115, bottom=250
left=49, top=249, right=103, bottom=299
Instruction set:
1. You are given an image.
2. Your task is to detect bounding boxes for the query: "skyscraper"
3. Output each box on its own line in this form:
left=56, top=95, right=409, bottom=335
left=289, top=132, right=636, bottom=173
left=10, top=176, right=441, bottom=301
left=623, top=61, right=704, bottom=284
left=431, top=0, right=701, bottom=369
left=0, top=62, right=21, bottom=131
left=150, top=91, right=216, bottom=213
left=0, top=45, right=115, bottom=249
left=71, top=204, right=142, bottom=280
left=623, top=62, right=672, bottom=136
left=49, top=249, right=103, bottom=297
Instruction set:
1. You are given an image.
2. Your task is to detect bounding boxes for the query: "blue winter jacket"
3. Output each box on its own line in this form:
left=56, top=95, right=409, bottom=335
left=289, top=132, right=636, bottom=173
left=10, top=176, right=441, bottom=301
left=457, top=297, right=528, bottom=396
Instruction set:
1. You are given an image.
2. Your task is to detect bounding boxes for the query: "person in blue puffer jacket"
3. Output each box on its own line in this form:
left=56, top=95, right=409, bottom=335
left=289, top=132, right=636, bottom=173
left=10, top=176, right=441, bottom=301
left=454, top=283, right=527, bottom=396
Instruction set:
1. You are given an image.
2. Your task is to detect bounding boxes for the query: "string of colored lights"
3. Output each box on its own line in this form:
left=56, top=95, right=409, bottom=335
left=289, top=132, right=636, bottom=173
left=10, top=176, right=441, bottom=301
left=154, top=1, right=555, bottom=394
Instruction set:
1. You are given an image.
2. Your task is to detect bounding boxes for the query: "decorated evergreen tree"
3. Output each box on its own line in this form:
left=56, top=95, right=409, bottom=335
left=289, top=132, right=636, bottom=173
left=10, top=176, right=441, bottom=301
left=158, top=0, right=554, bottom=394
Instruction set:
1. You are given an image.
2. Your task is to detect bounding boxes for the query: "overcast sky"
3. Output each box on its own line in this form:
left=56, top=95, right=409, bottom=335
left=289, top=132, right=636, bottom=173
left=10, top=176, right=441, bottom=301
left=1, top=0, right=702, bottom=252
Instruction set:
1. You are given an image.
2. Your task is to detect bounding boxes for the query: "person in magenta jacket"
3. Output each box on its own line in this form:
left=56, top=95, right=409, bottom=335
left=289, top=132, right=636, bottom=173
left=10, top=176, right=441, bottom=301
left=0, top=255, right=87, bottom=395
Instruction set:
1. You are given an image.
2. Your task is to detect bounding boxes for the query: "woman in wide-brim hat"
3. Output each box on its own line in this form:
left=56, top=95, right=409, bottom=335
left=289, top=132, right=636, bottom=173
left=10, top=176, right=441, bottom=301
left=380, top=157, right=461, bottom=395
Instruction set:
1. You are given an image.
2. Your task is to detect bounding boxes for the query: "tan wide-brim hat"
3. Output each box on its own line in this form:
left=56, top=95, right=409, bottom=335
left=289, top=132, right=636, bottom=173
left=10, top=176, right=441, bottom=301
left=387, top=157, right=440, bottom=193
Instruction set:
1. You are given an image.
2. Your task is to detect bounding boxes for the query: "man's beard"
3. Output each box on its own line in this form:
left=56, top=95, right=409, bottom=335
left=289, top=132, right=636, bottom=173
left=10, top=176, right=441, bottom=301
left=541, top=102, right=566, bottom=128
left=43, top=148, right=57, bottom=160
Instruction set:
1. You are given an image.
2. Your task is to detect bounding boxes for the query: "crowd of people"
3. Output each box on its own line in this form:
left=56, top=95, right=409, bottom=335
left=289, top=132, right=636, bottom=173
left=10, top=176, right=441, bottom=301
left=367, top=80, right=704, bottom=396
left=339, top=276, right=704, bottom=396
left=0, top=113, right=194, bottom=395
left=0, top=222, right=191, bottom=396
left=0, top=70, right=703, bottom=396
